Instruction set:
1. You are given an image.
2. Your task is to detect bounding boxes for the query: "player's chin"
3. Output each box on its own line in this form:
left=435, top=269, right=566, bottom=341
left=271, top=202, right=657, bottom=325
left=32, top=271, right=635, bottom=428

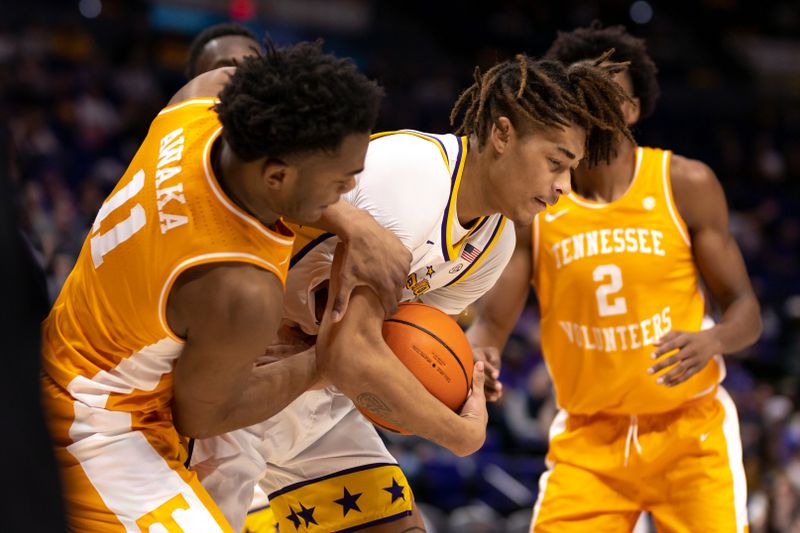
left=292, top=206, right=326, bottom=225
left=510, top=201, right=542, bottom=225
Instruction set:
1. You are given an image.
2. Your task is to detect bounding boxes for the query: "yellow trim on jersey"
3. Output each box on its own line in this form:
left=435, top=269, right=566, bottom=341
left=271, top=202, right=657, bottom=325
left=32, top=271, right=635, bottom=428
left=448, top=216, right=507, bottom=287
left=268, top=464, right=413, bottom=532
left=370, top=130, right=450, bottom=172
left=445, top=136, right=487, bottom=261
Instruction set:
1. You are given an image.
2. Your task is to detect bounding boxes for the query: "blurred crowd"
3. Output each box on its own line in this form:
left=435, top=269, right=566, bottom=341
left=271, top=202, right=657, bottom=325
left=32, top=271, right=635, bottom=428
left=2, top=1, right=798, bottom=531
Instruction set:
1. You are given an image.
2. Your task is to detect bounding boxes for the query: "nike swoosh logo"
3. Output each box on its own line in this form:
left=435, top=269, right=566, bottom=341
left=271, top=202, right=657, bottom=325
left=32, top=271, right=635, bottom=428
left=699, top=432, right=711, bottom=442
left=544, top=209, right=569, bottom=222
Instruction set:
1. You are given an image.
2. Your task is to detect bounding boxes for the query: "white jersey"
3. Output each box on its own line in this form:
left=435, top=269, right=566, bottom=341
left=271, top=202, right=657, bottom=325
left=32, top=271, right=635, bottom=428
left=285, top=130, right=515, bottom=333
left=193, top=131, right=515, bottom=531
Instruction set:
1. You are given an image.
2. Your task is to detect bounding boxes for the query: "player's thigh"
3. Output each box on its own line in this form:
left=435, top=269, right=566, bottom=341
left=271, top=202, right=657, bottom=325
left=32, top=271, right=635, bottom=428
left=650, top=389, right=748, bottom=533
left=43, top=379, right=233, bottom=532
left=531, top=461, right=640, bottom=533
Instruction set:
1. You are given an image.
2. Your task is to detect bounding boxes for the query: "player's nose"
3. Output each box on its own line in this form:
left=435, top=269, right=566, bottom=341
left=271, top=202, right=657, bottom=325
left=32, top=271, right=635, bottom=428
left=553, top=171, right=572, bottom=198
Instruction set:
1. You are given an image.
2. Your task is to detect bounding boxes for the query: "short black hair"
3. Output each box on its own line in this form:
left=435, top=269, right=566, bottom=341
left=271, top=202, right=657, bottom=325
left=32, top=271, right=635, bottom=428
left=186, top=23, right=259, bottom=79
left=545, top=21, right=660, bottom=120
left=216, top=40, right=384, bottom=161
left=451, top=52, right=633, bottom=166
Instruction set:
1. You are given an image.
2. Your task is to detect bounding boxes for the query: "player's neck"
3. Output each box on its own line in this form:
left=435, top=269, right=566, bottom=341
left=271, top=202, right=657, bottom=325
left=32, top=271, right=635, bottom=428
left=572, top=138, right=638, bottom=203
left=455, top=136, right=489, bottom=225
left=213, top=139, right=280, bottom=227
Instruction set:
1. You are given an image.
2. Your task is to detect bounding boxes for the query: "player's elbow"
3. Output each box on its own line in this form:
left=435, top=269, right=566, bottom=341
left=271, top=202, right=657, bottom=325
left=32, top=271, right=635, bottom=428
left=317, top=330, right=370, bottom=389
left=743, top=293, right=763, bottom=351
left=171, top=400, right=227, bottom=439
left=748, top=308, right=763, bottom=350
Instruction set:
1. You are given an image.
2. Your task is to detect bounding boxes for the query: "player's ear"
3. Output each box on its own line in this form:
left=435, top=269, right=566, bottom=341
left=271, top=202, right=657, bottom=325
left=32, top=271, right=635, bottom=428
left=490, top=116, right=513, bottom=154
left=624, top=96, right=641, bottom=126
left=262, top=158, right=292, bottom=190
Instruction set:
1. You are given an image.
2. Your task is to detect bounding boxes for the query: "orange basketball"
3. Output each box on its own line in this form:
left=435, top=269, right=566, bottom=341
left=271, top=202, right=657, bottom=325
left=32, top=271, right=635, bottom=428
left=359, top=302, right=474, bottom=434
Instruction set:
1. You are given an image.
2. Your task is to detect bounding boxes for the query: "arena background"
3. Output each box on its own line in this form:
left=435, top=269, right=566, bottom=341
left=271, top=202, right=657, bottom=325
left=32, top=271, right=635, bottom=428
left=2, top=1, right=798, bottom=531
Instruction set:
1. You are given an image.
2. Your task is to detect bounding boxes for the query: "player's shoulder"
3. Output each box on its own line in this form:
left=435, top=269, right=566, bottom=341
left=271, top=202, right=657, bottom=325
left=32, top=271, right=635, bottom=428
left=669, top=153, right=719, bottom=191
left=368, top=131, right=453, bottom=171
left=668, top=153, right=727, bottom=227
left=356, top=131, right=454, bottom=209
left=168, top=261, right=284, bottom=339
left=180, top=262, right=282, bottom=321
left=166, top=67, right=234, bottom=107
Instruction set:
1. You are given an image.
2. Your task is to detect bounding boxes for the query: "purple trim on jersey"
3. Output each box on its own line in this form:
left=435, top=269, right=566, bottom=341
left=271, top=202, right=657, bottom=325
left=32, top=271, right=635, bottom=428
left=445, top=216, right=505, bottom=287
left=334, top=511, right=414, bottom=532
left=440, top=137, right=465, bottom=261
left=404, top=130, right=449, bottom=162
left=268, top=462, right=399, bottom=499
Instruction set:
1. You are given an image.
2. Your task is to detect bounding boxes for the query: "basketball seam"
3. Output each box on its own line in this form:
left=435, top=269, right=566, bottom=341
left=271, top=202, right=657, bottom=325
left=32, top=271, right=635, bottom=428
left=384, top=318, right=470, bottom=398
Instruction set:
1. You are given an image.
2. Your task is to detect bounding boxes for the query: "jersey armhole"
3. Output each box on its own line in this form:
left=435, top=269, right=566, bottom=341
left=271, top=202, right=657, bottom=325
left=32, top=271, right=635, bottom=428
left=158, top=253, right=287, bottom=343
left=156, top=97, right=220, bottom=117
left=661, top=150, right=692, bottom=247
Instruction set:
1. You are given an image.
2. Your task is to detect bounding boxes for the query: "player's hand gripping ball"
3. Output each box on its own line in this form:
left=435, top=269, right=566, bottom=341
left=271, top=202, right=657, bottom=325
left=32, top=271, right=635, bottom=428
left=359, top=302, right=474, bottom=433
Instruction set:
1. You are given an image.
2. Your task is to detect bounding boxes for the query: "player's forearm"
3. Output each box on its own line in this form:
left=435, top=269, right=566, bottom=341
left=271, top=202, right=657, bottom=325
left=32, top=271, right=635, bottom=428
left=467, top=315, right=514, bottom=353
left=710, top=293, right=762, bottom=355
left=233, top=348, right=318, bottom=429
left=467, top=290, right=527, bottom=353
left=182, top=348, right=318, bottom=438
left=323, top=332, right=481, bottom=456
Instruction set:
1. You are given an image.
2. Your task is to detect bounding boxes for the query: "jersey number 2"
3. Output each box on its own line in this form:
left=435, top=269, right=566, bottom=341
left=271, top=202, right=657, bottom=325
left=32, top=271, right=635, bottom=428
left=593, top=264, right=627, bottom=317
left=90, top=169, right=146, bottom=268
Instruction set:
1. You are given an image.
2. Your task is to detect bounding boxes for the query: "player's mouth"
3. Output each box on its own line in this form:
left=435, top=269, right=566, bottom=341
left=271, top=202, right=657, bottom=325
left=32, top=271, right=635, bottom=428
left=534, top=197, right=548, bottom=209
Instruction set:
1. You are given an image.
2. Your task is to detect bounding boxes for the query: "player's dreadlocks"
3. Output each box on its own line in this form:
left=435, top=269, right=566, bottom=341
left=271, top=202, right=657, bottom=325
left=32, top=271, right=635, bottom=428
left=546, top=21, right=660, bottom=120
left=185, top=23, right=259, bottom=79
left=216, top=40, right=384, bottom=162
left=451, top=52, right=632, bottom=166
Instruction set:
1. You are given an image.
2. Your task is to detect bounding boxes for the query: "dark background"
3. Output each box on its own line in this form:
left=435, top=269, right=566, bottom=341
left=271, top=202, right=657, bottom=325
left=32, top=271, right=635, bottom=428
left=2, top=1, right=798, bottom=531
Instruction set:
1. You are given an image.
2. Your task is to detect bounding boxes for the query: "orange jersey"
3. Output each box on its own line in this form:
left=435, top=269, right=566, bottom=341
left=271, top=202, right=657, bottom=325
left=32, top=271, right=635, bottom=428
left=42, top=98, right=294, bottom=415
left=532, top=147, right=722, bottom=415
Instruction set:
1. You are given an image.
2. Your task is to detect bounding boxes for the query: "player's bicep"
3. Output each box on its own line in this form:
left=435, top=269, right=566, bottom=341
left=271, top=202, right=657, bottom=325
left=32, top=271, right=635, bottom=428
left=692, top=220, right=753, bottom=310
left=171, top=264, right=284, bottom=428
left=673, top=158, right=755, bottom=308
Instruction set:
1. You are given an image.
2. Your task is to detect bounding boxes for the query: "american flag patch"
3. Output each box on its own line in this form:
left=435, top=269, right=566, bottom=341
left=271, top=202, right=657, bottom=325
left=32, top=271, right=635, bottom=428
left=460, top=243, right=481, bottom=262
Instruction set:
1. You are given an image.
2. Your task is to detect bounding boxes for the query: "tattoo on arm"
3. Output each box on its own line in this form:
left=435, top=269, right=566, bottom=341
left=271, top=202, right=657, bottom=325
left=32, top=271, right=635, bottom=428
left=355, top=393, right=401, bottom=425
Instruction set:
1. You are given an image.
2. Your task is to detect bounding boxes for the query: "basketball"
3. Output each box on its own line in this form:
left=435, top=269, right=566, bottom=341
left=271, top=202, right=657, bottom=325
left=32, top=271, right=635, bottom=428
left=359, top=302, right=474, bottom=434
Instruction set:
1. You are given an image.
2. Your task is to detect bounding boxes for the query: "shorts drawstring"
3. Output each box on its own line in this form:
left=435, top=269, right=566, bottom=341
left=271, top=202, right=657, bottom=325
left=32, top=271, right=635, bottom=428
left=623, top=415, right=642, bottom=467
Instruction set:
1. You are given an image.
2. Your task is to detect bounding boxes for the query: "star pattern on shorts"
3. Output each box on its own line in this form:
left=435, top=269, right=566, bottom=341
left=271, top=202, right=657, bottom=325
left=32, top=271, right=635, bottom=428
left=333, top=486, right=363, bottom=516
left=383, top=477, right=406, bottom=503
left=298, top=501, right=317, bottom=527
left=285, top=506, right=301, bottom=530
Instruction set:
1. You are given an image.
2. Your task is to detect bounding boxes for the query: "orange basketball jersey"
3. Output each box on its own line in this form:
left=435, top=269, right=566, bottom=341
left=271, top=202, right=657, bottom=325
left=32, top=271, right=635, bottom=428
left=42, top=98, right=294, bottom=415
left=532, top=147, right=722, bottom=415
